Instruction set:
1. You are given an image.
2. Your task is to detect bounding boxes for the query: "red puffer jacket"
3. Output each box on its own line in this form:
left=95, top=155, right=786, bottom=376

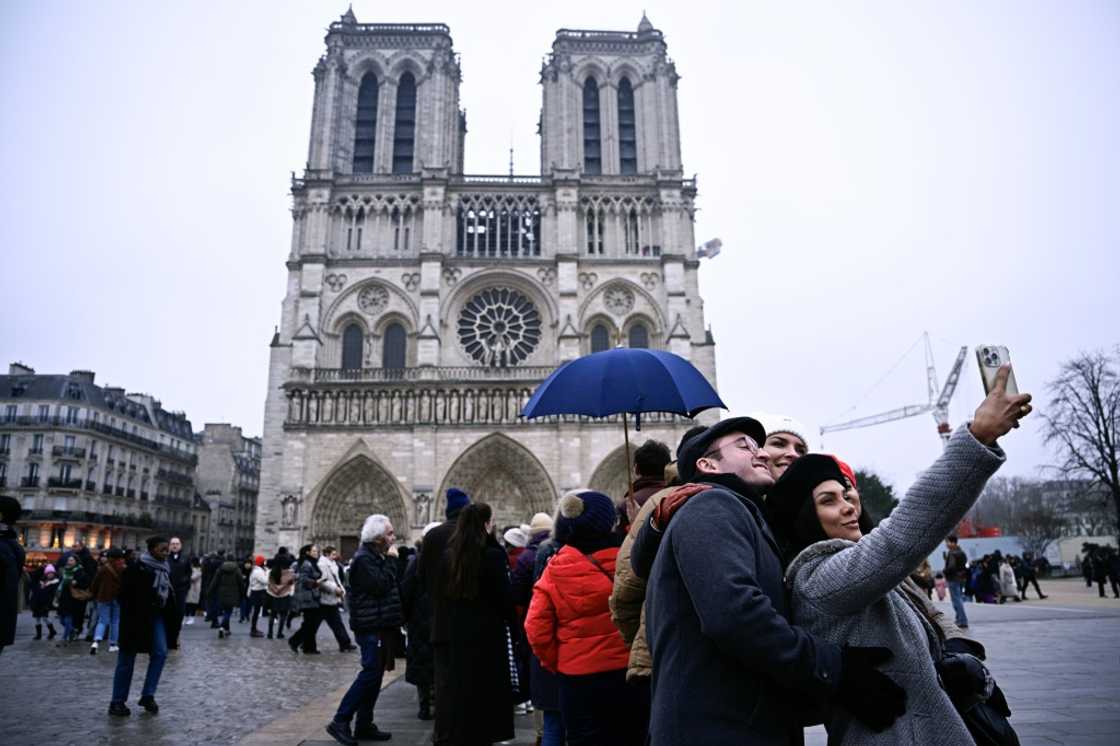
left=524, top=544, right=629, bottom=675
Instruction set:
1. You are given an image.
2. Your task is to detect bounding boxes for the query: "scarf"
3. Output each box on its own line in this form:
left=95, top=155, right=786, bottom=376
left=140, top=552, right=172, bottom=607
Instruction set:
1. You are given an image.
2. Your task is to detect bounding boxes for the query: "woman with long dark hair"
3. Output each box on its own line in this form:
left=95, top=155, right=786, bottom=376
left=288, top=544, right=324, bottom=654
left=439, top=502, right=515, bottom=744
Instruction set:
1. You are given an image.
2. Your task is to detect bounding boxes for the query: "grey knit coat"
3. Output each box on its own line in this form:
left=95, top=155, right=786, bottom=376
left=784, top=425, right=1005, bottom=745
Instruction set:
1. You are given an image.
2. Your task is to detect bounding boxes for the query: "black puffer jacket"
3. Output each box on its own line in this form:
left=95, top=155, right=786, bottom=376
left=348, top=543, right=401, bottom=634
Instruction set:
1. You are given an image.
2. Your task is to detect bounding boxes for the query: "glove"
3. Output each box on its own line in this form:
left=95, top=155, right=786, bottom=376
left=938, top=651, right=996, bottom=714
left=836, top=646, right=907, bottom=733
left=651, top=484, right=708, bottom=531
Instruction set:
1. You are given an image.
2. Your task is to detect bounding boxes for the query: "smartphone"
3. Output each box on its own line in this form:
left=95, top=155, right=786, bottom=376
left=976, top=345, right=1019, bottom=396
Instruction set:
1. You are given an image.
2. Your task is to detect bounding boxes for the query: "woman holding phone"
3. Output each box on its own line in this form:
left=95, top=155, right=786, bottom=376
left=767, top=365, right=1030, bottom=744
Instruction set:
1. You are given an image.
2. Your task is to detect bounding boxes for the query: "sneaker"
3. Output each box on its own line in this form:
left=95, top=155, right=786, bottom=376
left=108, top=701, right=131, bottom=717
left=325, top=719, right=358, bottom=746
left=109, top=644, right=119, bottom=653
left=185, top=618, right=195, bottom=625
left=137, top=696, right=159, bottom=714
left=90, top=642, right=99, bottom=655
left=353, top=724, right=392, bottom=741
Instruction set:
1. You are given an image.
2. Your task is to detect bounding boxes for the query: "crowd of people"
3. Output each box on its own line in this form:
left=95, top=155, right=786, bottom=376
left=1080, top=545, right=1120, bottom=598
left=0, top=365, right=1074, bottom=745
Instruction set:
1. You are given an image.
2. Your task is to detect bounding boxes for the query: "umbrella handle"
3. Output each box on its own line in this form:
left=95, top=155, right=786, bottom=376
left=623, top=413, right=634, bottom=503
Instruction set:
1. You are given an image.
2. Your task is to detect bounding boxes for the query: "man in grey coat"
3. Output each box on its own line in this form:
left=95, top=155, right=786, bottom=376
left=632, top=417, right=906, bottom=745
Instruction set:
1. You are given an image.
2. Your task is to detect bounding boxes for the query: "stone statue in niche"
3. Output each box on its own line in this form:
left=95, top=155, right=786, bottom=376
left=281, top=495, right=299, bottom=528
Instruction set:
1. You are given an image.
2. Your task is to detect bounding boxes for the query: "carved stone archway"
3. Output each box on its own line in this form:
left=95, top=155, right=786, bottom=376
left=309, top=453, right=410, bottom=559
left=588, top=443, right=637, bottom=502
left=436, top=433, right=557, bottom=529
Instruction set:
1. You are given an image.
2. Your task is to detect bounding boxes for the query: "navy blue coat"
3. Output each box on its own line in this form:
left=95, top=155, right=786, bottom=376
left=1, top=531, right=26, bottom=647
left=638, top=484, right=842, bottom=745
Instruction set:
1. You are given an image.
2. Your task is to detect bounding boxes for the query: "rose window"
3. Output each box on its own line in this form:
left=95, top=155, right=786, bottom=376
left=457, top=287, right=542, bottom=367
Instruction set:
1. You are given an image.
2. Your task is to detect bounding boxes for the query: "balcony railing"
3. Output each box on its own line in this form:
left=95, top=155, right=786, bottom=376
left=47, top=477, right=83, bottom=490
left=157, top=468, right=193, bottom=486
left=0, top=416, right=197, bottom=466
left=0, top=446, right=10, bottom=455
left=85, top=481, right=96, bottom=491
left=0, top=477, right=6, bottom=487
left=102, top=485, right=112, bottom=495
left=52, top=446, right=88, bottom=459
left=126, top=489, right=136, bottom=498
left=115, top=487, right=124, bottom=497
left=28, top=447, right=44, bottom=456
left=21, top=476, right=40, bottom=488
left=289, top=365, right=557, bottom=385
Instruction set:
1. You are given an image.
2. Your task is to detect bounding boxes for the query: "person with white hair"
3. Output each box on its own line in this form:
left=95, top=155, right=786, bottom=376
left=325, top=514, right=402, bottom=746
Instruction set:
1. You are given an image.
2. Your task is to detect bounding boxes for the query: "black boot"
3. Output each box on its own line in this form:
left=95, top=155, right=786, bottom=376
left=47, top=624, right=57, bottom=640
left=108, top=701, right=131, bottom=717
left=34, top=624, right=42, bottom=640
left=138, top=695, right=159, bottom=714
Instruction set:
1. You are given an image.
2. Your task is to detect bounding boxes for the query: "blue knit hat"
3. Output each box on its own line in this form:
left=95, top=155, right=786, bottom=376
left=555, top=490, right=616, bottom=544
left=445, top=488, right=470, bottom=519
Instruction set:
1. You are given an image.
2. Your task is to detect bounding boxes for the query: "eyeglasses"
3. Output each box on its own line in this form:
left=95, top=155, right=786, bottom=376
left=702, top=436, right=761, bottom=460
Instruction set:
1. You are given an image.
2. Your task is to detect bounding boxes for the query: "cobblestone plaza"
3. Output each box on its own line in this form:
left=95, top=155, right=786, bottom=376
left=0, top=579, right=1116, bottom=745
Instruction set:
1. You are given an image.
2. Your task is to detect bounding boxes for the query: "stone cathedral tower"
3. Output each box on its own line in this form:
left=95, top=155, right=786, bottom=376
left=255, top=10, right=718, bottom=556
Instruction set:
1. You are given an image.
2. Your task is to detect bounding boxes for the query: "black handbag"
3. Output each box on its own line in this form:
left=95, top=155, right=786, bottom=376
left=936, top=653, right=1020, bottom=746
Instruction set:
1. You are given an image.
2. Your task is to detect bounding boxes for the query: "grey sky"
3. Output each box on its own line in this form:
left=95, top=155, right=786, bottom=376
left=2, top=1, right=1117, bottom=493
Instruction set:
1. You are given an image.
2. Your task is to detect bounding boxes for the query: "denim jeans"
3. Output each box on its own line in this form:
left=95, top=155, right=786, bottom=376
left=333, top=632, right=385, bottom=729
left=541, top=709, right=566, bottom=746
left=111, top=616, right=167, bottom=702
left=94, top=600, right=120, bottom=644
left=219, top=605, right=234, bottom=631
left=948, top=579, right=969, bottom=627
left=62, top=613, right=76, bottom=641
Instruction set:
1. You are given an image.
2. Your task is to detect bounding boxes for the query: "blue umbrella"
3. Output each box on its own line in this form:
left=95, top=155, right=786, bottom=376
left=521, top=348, right=726, bottom=497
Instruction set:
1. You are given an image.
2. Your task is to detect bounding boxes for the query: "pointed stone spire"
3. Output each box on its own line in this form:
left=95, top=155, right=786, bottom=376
left=340, top=4, right=357, bottom=25
left=638, top=11, right=654, bottom=33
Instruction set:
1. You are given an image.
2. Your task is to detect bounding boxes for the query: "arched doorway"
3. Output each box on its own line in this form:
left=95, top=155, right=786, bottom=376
left=588, top=443, right=636, bottom=502
left=437, top=433, right=557, bottom=529
left=309, top=454, right=409, bottom=560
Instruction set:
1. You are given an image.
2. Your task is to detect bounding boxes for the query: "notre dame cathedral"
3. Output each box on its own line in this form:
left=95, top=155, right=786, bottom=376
left=255, top=9, right=718, bottom=556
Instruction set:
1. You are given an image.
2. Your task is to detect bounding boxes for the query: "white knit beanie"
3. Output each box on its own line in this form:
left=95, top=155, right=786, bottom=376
left=749, top=412, right=810, bottom=450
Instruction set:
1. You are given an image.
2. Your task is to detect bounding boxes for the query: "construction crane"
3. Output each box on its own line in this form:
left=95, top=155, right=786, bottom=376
left=820, top=333, right=969, bottom=448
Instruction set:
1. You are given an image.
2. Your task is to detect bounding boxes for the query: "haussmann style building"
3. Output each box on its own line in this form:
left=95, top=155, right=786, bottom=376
left=0, top=363, right=206, bottom=560
left=256, top=10, right=719, bottom=556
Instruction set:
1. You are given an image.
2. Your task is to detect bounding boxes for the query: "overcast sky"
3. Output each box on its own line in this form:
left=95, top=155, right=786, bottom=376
left=2, top=1, right=1117, bottom=493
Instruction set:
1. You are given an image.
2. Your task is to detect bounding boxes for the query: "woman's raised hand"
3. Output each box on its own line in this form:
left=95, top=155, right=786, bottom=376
left=969, top=364, right=1032, bottom=445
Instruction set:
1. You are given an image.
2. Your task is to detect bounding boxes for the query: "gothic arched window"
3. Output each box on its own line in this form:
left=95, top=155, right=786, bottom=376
left=618, top=78, right=637, bottom=175
left=392, top=73, right=417, bottom=174
left=383, top=322, right=406, bottom=369
left=342, top=323, right=364, bottom=370
left=583, top=77, right=601, bottom=175
left=628, top=323, right=649, bottom=349
left=353, top=73, right=379, bottom=173
left=590, top=323, right=611, bottom=353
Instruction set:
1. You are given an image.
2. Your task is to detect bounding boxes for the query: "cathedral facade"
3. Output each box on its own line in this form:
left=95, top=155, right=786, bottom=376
left=255, top=10, right=718, bottom=556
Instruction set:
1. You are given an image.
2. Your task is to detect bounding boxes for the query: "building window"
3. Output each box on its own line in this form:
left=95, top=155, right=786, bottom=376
left=392, top=73, right=417, bottom=174
left=583, top=77, right=601, bottom=175
left=591, top=323, right=611, bottom=353
left=342, top=323, right=364, bottom=370
left=585, top=208, right=604, bottom=255
left=383, top=322, right=407, bottom=369
left=628, top=323, right=650, bottom=349
left=38, top=404, right=49, bottom=422
left=3, top=405, right=15, bottom=422
left=60, top=463, right=73, bottom=482
left=66, top=406, right=78, bottom=424
left=457, top=287, right=542, bottom=367
left=353, top=73, right=379, bottom=173
left=31, top=433, right=43, bottom=453
left=618, top=78, right=637, bottom=174
left=624, top=207, right=640, bottom=255
left=27, top=462, right=39, bottom=480
left=64, top=435, right=75, bottom=449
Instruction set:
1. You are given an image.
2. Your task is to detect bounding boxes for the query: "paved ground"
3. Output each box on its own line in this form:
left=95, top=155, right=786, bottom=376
left=0, top=578, right=1116, bottom=745
left=805, top=578, right=1120, bottom=745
